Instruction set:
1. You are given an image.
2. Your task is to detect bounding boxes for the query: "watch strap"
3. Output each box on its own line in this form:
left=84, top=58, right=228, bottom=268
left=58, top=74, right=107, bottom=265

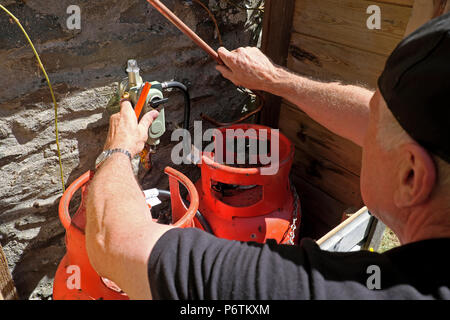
left=96, top=148, right=132, bottom=169
left=108, top=148, right=132, bottom=161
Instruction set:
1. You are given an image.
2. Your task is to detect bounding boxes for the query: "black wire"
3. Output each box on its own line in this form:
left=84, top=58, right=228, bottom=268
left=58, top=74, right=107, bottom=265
left=157, top=189, right=171, bottom=198
left=157, top=83, right=213, bottom=233
left=193, top=210, right=214, bottom=235
left=163, top=81, right=191, bottom=130
left=156, top=189, right=214, bottom=235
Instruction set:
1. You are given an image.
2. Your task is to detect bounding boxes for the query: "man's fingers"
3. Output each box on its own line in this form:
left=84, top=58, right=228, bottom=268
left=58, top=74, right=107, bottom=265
left=216, top=65, right=233, bottom=80
left=217, top=47, right=235, bottom=69
left=120, top=100, right=136, bottom=121
left=139, top=109, right=159, bottom=131
left=110, top=112, right=120, bottom=122
left=217, top=47, right=231, bottom=58
left=108, top=113, right=120, bottom=131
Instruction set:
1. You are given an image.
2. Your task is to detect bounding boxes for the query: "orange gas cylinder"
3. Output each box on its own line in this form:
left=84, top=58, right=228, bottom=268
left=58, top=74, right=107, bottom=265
left=53, top=167, right=199, bottom=300
left=193, top=124, right=301, bottom=245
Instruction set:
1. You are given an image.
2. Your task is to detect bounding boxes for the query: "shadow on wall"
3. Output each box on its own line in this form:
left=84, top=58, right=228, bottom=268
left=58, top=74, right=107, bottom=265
left=9, top=99, right=113, bottom=299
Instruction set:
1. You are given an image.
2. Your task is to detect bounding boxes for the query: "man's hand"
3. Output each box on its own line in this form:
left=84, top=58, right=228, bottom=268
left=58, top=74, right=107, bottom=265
left=103, top=101, right=159, bottom=158
left=216, top=47, right=281, bottom=91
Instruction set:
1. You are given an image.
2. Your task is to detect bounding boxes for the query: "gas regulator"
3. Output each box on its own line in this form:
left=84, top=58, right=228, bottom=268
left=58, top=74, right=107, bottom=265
left=119, top=59, right=168, bottom=148
left=118, top=59, right=191, bottom=172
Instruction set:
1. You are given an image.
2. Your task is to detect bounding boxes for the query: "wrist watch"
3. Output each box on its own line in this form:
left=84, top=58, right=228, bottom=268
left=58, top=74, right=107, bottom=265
left=95, top=148, right=132, bottom=169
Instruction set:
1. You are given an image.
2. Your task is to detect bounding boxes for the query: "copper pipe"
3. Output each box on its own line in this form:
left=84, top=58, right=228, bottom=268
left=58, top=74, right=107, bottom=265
left=146, top=0, right=223, bottom=64
left=193, top=0, right=223, bottom=46
left=146, top=0, right=264, bottom=127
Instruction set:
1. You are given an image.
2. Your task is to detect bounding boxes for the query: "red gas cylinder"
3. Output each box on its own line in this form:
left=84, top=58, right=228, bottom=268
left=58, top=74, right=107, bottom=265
left=194, top=124, right=301, bottom=245
left=53, top=167, right=199, bottom=300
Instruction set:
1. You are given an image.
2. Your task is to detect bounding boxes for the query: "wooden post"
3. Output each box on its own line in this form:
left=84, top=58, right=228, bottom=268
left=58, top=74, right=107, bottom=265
left=259, top=0, right=295, bottom=128
left=0, top=244, right=18, bottom=300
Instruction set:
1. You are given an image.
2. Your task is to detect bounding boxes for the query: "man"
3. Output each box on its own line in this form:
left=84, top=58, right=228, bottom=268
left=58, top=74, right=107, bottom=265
left=85, top=14, right=450, bottom=299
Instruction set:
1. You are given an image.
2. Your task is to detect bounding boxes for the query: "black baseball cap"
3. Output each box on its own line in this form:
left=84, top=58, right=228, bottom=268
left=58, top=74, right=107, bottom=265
left=378, top=12, right=450, bottom=163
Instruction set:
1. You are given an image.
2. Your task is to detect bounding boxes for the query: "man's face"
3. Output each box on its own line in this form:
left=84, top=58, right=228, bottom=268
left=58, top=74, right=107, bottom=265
left=360, top=90, right=398, bottom=221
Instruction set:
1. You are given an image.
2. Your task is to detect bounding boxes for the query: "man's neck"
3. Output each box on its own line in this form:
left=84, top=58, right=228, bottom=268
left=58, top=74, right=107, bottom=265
left=394, top=204, right=450, bottom=245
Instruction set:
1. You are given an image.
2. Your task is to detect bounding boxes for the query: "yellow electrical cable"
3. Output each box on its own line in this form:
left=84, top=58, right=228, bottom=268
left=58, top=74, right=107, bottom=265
left=0, top=4, right=65, bottom=192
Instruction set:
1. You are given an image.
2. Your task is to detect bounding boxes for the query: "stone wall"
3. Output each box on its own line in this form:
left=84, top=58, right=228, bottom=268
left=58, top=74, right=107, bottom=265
left=0, top=0, right=262, bottom=299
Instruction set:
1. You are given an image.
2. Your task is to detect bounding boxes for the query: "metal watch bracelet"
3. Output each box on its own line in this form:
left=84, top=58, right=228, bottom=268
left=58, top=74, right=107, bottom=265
left=95, top=148, right=132, bottom=169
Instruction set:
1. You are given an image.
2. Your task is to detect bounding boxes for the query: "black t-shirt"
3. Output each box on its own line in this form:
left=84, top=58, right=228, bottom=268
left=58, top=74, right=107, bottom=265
left=148, top=228, right=450, bottom=300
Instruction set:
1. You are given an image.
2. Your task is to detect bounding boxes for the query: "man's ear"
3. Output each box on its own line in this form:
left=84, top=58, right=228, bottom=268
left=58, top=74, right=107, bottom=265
left=394, top=143, right=437, bottom=208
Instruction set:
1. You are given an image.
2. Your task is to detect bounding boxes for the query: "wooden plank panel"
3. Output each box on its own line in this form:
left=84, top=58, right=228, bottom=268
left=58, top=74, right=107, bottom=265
left=292, top=175, right=348, bottom=239
left=373, top=0, right=414, bottom=6
left=292, top=145, right=363, bottom=206
left=279, top=102, right=362, bottom=175
left=287, top=32, right=387, bottom=88
left=292, top=0, right=412, bottom=56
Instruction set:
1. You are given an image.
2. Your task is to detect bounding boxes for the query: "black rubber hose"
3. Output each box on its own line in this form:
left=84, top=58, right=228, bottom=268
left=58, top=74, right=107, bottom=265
left=157, top=84, right=213, bottom=233
left=162, top=81, right=190, bottom=130
left=156, top=189, right=214, bottom=235
left=156, top=189, right=172, bottom=198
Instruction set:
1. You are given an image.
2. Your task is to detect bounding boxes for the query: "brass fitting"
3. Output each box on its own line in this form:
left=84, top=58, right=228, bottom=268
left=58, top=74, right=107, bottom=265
left=122, top=91, right=130, bottom=100
left=120, top=92, right=131, bottom=104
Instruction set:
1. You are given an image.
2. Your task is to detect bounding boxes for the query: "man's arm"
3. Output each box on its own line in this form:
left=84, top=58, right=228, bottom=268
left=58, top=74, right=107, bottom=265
left=216, top=47, right=374, bottom=146
left=85, top=102, right=173, bottom=300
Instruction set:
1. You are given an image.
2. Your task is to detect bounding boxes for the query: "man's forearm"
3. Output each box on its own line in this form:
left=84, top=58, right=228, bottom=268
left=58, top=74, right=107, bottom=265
left=266, top=67, right=373, bottom=146
left=85, top=153, right=172, bottom=299
left=85, top=153, right=151, bottom=290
